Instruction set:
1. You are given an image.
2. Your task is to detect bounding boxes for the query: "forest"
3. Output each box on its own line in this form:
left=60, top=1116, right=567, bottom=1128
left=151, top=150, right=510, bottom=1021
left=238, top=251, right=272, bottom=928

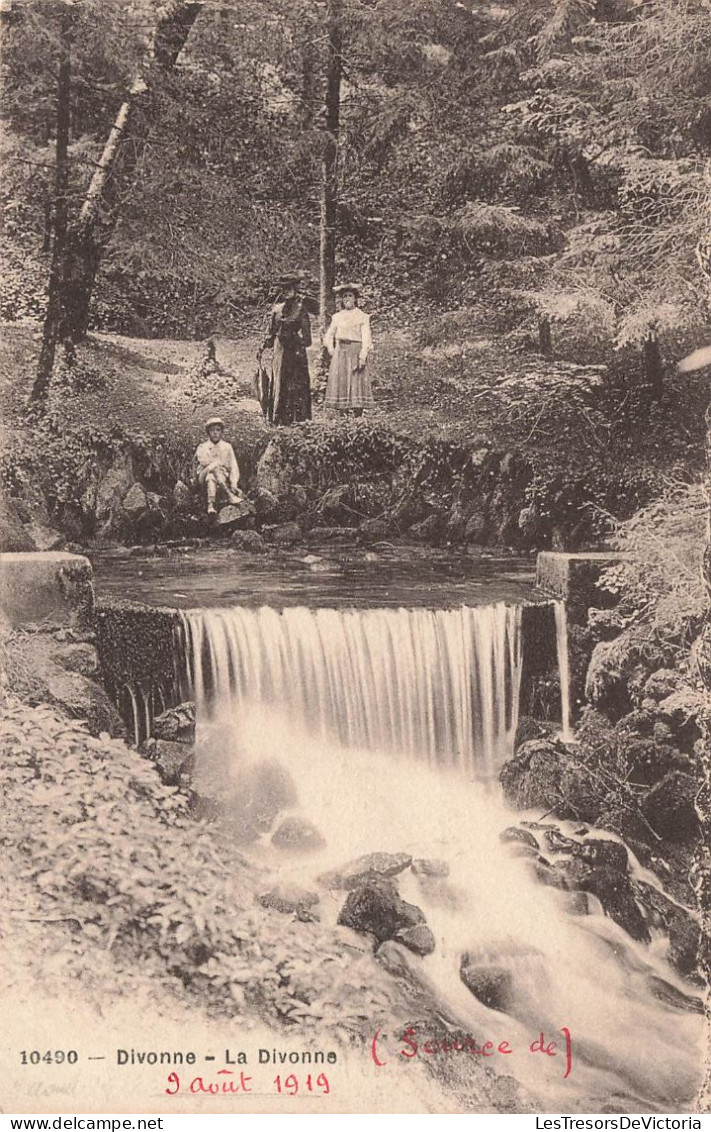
left=1, top=0, right=710, bottom=1118
left=1, top=0, right=710, bottom=549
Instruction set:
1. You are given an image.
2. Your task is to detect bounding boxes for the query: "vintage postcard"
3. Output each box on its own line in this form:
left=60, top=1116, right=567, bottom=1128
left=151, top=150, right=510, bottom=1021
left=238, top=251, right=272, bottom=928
left=1, top=0, right=709, bottom=1117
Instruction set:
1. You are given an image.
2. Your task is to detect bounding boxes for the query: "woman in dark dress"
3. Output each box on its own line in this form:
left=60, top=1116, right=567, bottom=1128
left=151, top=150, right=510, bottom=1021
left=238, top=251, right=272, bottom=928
left=257, top=275, right=314, bottom=425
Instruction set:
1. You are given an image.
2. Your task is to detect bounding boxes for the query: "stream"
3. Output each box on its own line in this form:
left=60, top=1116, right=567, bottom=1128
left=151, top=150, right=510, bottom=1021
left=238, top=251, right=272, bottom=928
left=93, top=547, right=705, bottom=1114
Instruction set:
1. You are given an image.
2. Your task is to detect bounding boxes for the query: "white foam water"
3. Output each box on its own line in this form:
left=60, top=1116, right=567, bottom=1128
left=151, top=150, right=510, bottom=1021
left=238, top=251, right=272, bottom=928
left=179, top=602, right=704, bottom=1113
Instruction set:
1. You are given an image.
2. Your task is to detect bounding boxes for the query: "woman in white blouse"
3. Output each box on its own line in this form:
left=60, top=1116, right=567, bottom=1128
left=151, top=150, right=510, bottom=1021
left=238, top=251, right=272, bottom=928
left=323, top=284, right=374, bottom=415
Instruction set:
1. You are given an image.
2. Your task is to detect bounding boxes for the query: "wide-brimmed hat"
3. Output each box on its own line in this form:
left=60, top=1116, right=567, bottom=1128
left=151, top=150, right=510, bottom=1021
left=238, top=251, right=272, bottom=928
left=204, top=416, right=225, bottom=431
left=274, top=271, right=305, bottom=289
left=333, top=282, right=362, bottom=297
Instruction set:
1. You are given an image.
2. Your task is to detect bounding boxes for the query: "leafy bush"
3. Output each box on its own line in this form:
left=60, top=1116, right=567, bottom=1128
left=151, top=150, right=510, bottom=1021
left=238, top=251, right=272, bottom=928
left=0, top=414, right=188, bottom=518
left=599, top=480, right=707, bottom=639
left=265, top=419, right=412, bottom=490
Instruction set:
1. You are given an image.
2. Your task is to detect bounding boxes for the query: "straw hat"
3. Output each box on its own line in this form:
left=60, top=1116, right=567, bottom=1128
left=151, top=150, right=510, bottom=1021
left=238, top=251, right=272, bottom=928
left=204, top=416, right=225, bottom=431
left=333, top=282, right=362, bottom=299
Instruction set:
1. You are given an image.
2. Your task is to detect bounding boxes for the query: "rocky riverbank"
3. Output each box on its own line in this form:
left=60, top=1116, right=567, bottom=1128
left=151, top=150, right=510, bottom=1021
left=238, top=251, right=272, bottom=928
left=0, top=418, right=607, bottom=558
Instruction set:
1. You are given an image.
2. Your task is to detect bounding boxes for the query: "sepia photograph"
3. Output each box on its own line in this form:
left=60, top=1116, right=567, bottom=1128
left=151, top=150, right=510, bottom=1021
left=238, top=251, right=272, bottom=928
left=0, top=0, right=709, bottom=1117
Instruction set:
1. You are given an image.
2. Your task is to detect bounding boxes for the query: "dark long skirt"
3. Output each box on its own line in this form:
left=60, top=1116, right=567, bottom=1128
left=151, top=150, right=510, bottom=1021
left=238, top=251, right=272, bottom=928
left=269, top=341, right=311, bottom=425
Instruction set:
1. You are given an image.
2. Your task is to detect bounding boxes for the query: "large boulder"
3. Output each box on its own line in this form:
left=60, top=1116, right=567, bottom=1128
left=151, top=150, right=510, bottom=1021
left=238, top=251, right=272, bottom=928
left=258, top=884, right=319, bottom=917
left=614, top=709, right=657, bottom=738
left=585, top=628, right=673, bottom=721
left=619, top=737, right=688, bottom=785
left=499, top=739, right=562, bottom=810
left=655, top=688, right=705, bottom=752
left=553, top=858, right=649, bottom=943
left=500, top=827, right=539, bottom=851
left=460, top=958, right=514, bottom=1013
left=641, top=771, right=700, bottom=842
left=231, top=530, right=266, bottom=553
left=394, top=923, right=436, bottom=956
left=499, top=739, right=600, bottom=822
left=2, top=629, right=124, bottom=737
left=254, top=488, right=281, bottom=519
left=141, top=737, right=195, bottom=786
left=152, top=702, right=196, bottom=743
left=337, top=875, right=425, bottom=944
left=94, top=449, right=136, bottom=523
left=216, top=500, right=255, bottom=526
left=271, top=815, right=326, bottom=852
left=514, top=716, right=557, bottom=747
left=574, top=838, right=629, bottom=872
left=320, top=851, right=413, bottom=890
left=121, top=483, right=148, bottom=517
left=45, top=668, right=125, bottom=737
left=264, top=522, right=302, bottom=547
left=255, top=438, right=298, bottom=499
left=643, top=669, right=682, bottom=702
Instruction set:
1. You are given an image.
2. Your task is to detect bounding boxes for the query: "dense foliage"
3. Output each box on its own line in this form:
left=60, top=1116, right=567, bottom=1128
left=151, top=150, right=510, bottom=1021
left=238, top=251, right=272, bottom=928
left=600, top=480, right=708, bottom=640
left=3, top=0, right=709, bottom=346
left=0, top=693, right=397, bottom=1036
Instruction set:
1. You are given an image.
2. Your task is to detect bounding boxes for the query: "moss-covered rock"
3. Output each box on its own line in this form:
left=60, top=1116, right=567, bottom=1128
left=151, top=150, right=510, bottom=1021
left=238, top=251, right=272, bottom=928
left=585, top=628, right=673, bottom=720
left=641, top=771, right=700, bottom=842
left=499, top=739, right=601, bottom=822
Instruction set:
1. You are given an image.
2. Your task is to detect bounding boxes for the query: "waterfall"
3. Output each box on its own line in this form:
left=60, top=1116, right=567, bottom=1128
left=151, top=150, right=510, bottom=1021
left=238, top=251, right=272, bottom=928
left=171, top=598, right=703, bottom=1110
left=554, top=600, right=573, bottom=742
left=180, top=602, right=523, bottom=778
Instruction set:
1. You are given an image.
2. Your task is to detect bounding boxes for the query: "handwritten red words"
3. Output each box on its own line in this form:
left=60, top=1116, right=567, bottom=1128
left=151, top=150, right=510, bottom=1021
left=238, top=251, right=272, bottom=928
left=372, top=1027, right=573, bottom=1079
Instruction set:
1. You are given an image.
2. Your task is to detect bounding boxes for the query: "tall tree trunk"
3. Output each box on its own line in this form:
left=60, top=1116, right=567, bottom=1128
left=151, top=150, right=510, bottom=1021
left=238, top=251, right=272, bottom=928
left=32, top=2, right=74, bottom=404
left=538, top=314, right=552, bottom=356
left=319, top=0, right=342, bottom=334
left=62, top=0, right=202, bottom=343
left=642, top=328, right=663, bottom=399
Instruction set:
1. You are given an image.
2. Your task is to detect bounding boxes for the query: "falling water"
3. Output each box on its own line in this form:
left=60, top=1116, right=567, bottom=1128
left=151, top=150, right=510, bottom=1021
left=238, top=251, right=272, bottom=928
left=180, top=602, right=523, bottom=779
left=554, top=600, right=573, bottom=742
left=118, top=681, right=172, bottom=747
left=176, top=598, right=703, bottom=1112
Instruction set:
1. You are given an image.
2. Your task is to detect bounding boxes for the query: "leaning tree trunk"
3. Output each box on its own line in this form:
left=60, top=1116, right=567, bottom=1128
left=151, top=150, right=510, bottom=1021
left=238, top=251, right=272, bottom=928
left=319, top=0, right=342, bottom=335
left=32, top=2, right=74, bottom=404
left=62, top=0, right=202, bottom=343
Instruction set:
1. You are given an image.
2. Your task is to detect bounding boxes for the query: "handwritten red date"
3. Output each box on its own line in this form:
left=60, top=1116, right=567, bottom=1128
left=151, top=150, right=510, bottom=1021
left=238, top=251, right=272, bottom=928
left=165, top=1071, right=330, bottom=1096
left=274, top=1073, right=330, bottom=1096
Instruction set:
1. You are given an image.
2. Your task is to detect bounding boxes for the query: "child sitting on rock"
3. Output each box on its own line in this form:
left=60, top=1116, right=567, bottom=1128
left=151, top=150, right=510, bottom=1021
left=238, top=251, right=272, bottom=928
left=193, top=417, right=243, bottom=516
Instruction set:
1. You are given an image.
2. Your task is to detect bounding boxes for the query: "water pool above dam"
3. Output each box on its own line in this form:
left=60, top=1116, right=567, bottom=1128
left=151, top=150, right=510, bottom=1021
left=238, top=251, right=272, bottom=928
left=91, top=544, right=538, bottom=610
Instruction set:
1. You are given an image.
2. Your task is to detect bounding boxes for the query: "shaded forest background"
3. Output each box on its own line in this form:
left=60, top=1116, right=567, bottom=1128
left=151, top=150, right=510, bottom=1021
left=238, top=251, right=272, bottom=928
left=1, top=0, right=710, bottom=549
